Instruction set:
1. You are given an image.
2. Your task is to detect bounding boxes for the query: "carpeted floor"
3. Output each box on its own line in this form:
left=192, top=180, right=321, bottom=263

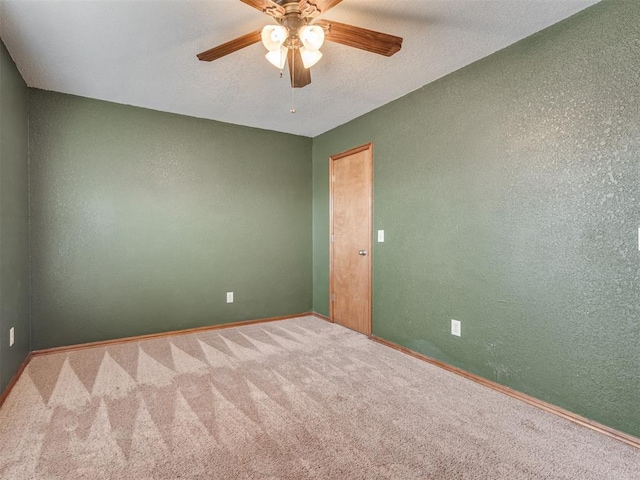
left=0, top=315, right=638, bottom=479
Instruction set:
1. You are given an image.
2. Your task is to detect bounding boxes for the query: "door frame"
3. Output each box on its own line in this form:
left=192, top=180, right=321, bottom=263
left=329, top=142, right=374, bottom=337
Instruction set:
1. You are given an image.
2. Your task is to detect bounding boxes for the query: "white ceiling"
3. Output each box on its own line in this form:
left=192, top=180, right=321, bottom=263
left=1, top=0, right=599, bottom=137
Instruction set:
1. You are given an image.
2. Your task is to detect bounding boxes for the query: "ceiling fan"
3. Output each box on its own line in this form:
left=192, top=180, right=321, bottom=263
left=197, top=0, right=403, bottom=89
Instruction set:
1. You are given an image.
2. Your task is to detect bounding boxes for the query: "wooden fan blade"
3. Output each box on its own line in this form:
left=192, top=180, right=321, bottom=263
left=300, top=0, right=343, bottom=15
left=197, top=31, right=262, bottom=62
left=288, top=48, right=311, bottom=88
left=315, top=20, right=403, bottom=57
left=239, top=0, right=285, bottom=17
left=310, top=0, right=343, bottom=14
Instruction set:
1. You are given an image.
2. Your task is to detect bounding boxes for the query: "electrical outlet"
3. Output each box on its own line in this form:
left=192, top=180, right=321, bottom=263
left=451, top=319, right=461, bottom=337
left=226, top=292, right=234, bottom=303
left=9, top=327, right=15, bottom=347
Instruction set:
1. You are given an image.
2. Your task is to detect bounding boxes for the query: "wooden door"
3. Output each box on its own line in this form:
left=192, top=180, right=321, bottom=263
left=330, top=143, right=373, bottom=336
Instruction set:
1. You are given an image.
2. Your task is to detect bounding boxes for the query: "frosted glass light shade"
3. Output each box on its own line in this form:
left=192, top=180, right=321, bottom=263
left=300, top=47, right=323, bottom=69
left=266, top=48, right=288, bottom=69
left=299, top=25, right=325, bottom=51
left=261, top=25, right=288, bottom=51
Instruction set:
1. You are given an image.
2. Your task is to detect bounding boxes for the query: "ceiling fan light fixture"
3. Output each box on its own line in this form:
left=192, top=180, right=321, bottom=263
left=196, top=1, right=403, bottom=91
left=266, top=47, right=288, bottom=69
left=300, top=47, right=323, bottom=69
left=299, top=25, right=325, bottom=51
left=261, top=25, right=288, bottom=51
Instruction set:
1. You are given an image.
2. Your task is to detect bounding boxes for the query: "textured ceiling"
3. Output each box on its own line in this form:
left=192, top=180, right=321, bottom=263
left=0, top=0, right=599, bottom=137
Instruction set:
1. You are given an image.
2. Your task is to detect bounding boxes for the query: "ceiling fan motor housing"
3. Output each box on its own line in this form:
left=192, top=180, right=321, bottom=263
left=279, top=3, right=308, bottom=45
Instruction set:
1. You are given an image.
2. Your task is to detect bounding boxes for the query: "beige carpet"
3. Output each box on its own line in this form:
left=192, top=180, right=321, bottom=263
left=1, top=316, right=638, bottom=479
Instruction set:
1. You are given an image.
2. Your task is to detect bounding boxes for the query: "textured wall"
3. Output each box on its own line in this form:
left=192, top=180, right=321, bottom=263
left=0, top=40, right=30, bottom=391
left=29, top=89, right=312, bottom=350
left=313, top=0, right=640, bottom=437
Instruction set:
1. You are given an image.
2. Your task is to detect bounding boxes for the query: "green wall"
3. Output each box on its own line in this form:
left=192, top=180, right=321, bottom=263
left=313, top=0, right=640, bottom=437
left=0, top=41, right=30, bottom=391
left=29, top=89, right=312, bottom=350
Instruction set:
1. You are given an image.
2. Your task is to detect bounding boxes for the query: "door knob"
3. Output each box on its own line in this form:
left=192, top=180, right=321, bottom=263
left=358, top=250, right=368, bottom=256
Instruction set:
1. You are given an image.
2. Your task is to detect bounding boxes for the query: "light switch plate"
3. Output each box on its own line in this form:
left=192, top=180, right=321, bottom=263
left=378, top=230, right=385, bottom=243
left=451, top=319, right=461, bottom=337
left=9, top=327, right=15, bottom=347
left=226, top=292, right=234, bottom=303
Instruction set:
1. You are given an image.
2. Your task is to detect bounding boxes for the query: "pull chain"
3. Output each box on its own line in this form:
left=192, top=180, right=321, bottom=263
left=290, top=48, right=296, bottom=114
left=279, top=45, right=285, bottom=79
